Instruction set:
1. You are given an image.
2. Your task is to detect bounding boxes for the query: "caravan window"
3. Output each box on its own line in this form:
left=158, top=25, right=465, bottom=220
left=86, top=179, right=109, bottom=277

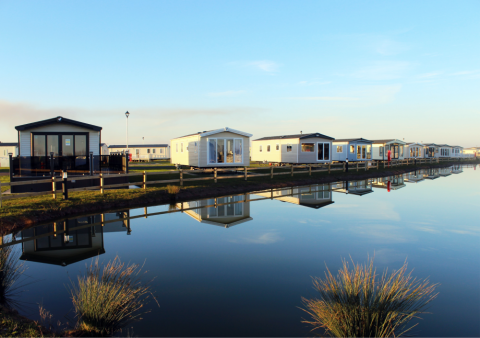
left=276, top=144, right=279, bottom=151
left=349, top=145, right=355, bottom=154
left=259, top=145, right=263, bottom=152
left=176, top=143, right=178, bottom=153
left=287, top=144, right=292, bottom=152
left=302, top=143, right=314, bottom=152
left=208, top=138, right=243, bottom=164
left=147, top=149, right=151, bottom=154
left=267, top=145, right=271, bottom=152
left=336, top=146, right=343, bottom=153
left=181, top=143, right=184, bottom=153
left=379, top=146, right=384, bottom=156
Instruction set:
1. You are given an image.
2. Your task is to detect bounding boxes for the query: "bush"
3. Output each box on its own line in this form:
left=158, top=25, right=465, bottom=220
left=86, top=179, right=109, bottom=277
left=301, top=257, right=438, bottom=337
left=69, top=256, right=157, bottom=336
left=167, top=185, right=181, bottom=194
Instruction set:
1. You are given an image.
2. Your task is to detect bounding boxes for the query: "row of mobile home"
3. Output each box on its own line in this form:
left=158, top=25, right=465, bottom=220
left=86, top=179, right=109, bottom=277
left=108, top=144, right=170, bottom=161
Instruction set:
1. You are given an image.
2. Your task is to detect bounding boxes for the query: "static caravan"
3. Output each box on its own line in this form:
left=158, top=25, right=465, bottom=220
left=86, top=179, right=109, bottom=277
left=175, top=195, right=252, bottom=228
left=333, top=179, right=373, bottom=196
left=254, top=184, right=333, bottom=209
left=439, top=167, right=452, bottom=177
left=16, top=116, right=102, bottom=158
left=0, top=142, right=18, bottom=167
left=372, top=175, right=406, bottom=191
left=170, top=128, right=251, bottom=168
left=438, top=145, right=452, bottom=158
left=251, top=132, right=334, bottom=164
left=100, top=143, right=109, bottom=155
left=423, top=143, right=440, bottom=158
left=451, top=165, right=463, bottom=174
left=108, top=144, right=170, bottom=161
left=371, top=139, right=407, bottom=161
left=451, top=146, right=463, bottom=158
left=332, top=138, right=373, bottom=162
left=463, top=147, right=479, bottom=158
left=404, top=143, right=424, bottom=159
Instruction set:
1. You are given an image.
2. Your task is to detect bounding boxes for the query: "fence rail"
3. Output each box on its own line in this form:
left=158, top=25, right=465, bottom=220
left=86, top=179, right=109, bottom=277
left=0, top=157, right=474, bottom=207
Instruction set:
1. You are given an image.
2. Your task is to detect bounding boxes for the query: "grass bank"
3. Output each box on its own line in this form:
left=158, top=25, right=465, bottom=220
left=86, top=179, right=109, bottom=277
left=0, top=160, right=477, bottom=233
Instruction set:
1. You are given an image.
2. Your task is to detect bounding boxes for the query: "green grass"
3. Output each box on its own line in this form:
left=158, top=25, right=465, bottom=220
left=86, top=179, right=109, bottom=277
left=1, top=176, right=9, bottom=193
left=301, top=257, right=438, bottom=337
left=69, top=256, right=157, bottom=336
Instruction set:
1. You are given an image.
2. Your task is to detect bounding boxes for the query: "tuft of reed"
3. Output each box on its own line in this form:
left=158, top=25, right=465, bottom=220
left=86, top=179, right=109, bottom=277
left=301, top=257, right=438, bottom=338
left=69, top=256, right=157, bottom=336
left=0, top=240, right=27, bottom=309
left=167, top=185, right=181, bottom=194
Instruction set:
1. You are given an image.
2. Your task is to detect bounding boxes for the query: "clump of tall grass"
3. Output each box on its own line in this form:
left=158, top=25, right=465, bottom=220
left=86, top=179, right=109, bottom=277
left=167, top=185, right=181, bottom=194
left=301, top=257, right=438, bottom=337
left=69, top=256, right=157, bottom=336
left=0, top=240, right=27, bottom=309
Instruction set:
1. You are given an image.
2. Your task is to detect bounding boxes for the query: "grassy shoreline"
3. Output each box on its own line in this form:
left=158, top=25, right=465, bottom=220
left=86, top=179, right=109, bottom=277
left=0, top=160, right=477, bottom=234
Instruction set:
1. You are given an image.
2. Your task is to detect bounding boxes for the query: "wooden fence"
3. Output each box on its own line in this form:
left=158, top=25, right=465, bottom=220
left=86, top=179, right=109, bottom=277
left=0, top=156, right=467, bottom=207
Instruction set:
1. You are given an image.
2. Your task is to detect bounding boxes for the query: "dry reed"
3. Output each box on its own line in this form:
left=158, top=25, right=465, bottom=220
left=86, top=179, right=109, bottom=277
left=167, top=185, right=181, bottom=194
left=301, top=257, right=438, bottom=337
left=69, top=256, right=157, bottom=336
left=0, top=240, right=27, bottom=309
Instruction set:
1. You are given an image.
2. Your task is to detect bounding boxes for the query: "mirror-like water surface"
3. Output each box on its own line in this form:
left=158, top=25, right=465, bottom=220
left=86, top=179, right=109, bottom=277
left=2, top=165, right=479, bottom=337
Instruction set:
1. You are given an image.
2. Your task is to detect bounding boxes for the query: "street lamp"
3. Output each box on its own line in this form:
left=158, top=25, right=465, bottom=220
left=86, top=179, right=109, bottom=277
left=125, top=111, right=130, bottom=151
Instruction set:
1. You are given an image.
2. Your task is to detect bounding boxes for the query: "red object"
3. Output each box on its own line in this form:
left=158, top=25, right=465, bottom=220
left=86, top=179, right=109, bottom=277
left=128, top=153, right=132, bottom=162
left=387, top=150, right=391, bottom=162
left=387, top=180, right=391, bottom=192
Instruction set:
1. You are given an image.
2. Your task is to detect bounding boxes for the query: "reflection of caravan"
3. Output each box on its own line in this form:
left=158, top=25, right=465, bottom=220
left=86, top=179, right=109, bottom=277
left=438, top=167, right=452, bottom=177
left=19, top=211, right=129, bottom=266
left=176, top=195, right=252, bottom=228
left=255, top=184, right=334, bottom=209
left=333, top=179, right=373, bottom=196
left=372, top=176, right=406, bottom=190
left=405, top=171, right=426, bottom=183
left=20, top=216, right=104, bottom=266
left=425, top=168, right=440, bottom=180
left=452, top=165, right=463, bottom=174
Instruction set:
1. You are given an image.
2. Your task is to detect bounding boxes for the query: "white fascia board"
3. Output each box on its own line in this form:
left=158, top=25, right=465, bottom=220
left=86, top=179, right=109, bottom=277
left=200, top=127, right=253, bottom=138
left=386, top=139, right=407, bottom=145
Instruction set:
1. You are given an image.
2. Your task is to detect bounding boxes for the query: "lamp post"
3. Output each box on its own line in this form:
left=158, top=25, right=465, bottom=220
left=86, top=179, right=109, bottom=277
left=125, top=111, right=130, bottom=151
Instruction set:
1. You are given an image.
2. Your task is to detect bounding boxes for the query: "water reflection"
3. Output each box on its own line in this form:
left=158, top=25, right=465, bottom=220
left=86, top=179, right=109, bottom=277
left=175, top=195, right=252, bottom=228
left=405, top=170, right=425, bottom=184
left=254, top=184, right=334, bottom=209
left=332, top=179, right=373, bottom=196
left=18, top=211, right=130, bottom=267
left=372, top=175, right=406, bottom=191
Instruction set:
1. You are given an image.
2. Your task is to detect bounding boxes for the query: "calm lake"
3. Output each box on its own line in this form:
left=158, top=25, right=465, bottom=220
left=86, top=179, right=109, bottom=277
left=3, top=165, right=479, bottom=337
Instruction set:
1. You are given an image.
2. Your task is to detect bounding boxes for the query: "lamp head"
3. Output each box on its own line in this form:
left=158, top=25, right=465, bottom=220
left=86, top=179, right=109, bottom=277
left=125, top=111, right=130, bottom=118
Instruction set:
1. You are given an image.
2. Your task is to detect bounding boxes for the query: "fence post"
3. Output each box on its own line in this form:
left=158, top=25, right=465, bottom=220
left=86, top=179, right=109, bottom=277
left=214, top=168, right=217, bottom=183
left=356, top=162, right=359, bottom=171
left=343, top=162, right=345, bottom=172
left=291, top=165, right=294, bottom=176
left=89, top=152, right=94, bottom=175
left=125, top=152, right=129, bottom=173
left=100, top=173, right=104, bottom=194
left=365, top=160, right=367, bottom=171
left=179, top=169, right=183, bottom=186
left=9, top=153, right=13, bottom=180
left=244, top=167, right=247, bottom=181
left=377, top=161, right=379, bottom=170
left=62, top=171, right=68, bottom=200
left=328, top=163, right=331, bottom=174
left=50, top=152, right=54, bottom=177
left=143, top=171, right=147, bottom=189
left=52, top=176, right=56, bottom=199
left=309, top=164, right=311, bottom=176
left=383, top=161, right=385, bottom=169
left=271, top=165, right=274, bottom=179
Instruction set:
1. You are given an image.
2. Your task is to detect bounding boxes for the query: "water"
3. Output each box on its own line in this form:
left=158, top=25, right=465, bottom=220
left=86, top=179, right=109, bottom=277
left=2, top=165, right=479, bottom=337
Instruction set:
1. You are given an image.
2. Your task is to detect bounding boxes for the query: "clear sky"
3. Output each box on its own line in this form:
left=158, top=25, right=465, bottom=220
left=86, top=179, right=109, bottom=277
left=0, top=0, right=479, bottom=146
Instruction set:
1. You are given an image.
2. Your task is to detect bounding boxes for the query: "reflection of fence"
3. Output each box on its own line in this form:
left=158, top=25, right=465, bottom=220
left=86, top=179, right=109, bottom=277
left=1, top=183, right=349, bottom=247
left=0, top=157, right=475, bottom=205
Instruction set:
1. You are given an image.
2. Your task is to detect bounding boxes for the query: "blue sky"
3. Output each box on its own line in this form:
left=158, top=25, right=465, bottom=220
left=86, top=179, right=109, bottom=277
left=0, top=0, right=479, bottom=146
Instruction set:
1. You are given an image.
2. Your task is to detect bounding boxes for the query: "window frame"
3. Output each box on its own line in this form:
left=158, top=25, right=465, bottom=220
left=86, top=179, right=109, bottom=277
left=316, top=142, right=330, bottom=161
left=207, top=137, right=244, bottom=164
left=276, top=144, right=280, bottom=151
left=31, top=132, right=89, bottom=157
left=336, top=145, right=343, bottom=153
left=286, top=144, right=293, bottom=152
left=301, top=143, right=315, bottom=153
left=267, top=145, right=271, bottom=152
